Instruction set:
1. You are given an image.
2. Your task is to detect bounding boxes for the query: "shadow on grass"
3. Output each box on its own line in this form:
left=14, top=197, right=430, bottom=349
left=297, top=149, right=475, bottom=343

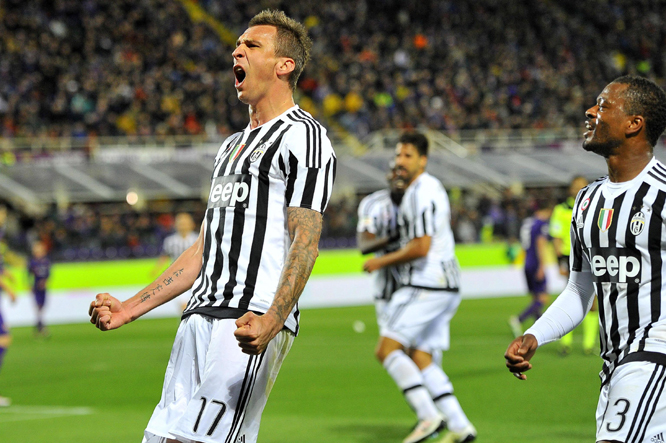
left=331, top=423, right=412, bottom=443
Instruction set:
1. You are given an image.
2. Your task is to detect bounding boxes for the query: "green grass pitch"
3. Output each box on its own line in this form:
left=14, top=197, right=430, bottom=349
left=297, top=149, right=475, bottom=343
left=0, top=297, right=600, bottom=442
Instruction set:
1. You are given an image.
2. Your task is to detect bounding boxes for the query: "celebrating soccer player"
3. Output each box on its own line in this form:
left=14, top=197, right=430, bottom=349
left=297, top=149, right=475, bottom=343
left=505, top=75, right=666, bottom=442
left=89, top=10, right=336, bottom=443
left=363, top=132, right=475, bottom=443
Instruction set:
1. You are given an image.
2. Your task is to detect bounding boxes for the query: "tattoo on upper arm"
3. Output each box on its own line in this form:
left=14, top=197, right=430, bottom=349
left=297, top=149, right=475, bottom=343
left=268, top=208, right=323, bottom=324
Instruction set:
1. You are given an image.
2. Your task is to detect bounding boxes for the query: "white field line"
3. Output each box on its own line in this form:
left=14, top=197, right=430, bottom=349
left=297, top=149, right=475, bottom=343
left=0, top=405, right=94, bottom=423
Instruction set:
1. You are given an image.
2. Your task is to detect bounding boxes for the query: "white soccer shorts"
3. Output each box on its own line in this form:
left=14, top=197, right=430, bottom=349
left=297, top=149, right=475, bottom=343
left=379, top=286, right=461, bottom=353
left=374, top=299, right=388, bottom=330
left=596, top=360, right=666, bottom=443
left=142, top=314, right=293, bottom=443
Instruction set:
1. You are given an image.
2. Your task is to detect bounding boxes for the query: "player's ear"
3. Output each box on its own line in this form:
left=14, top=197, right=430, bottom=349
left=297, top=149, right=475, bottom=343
left=419, top=155, right=427, bottom=170
left=626, top=114, right=644, bottom=139
left=276, top=57, right=295, bottom=78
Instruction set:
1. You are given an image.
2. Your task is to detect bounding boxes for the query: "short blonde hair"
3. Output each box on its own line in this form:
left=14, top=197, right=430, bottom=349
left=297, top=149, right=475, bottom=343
left=249, top=10, right=312, bottom=90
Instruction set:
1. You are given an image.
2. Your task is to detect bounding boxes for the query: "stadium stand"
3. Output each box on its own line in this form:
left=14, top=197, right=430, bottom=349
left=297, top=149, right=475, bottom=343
left=1, top=0, right=666, bottom=261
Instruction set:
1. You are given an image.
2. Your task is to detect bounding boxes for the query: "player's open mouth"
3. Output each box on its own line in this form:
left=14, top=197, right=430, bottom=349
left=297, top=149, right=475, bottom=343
left=234, top=66, right=246, bottom=87
left=584, top=121, right=594, bottom=137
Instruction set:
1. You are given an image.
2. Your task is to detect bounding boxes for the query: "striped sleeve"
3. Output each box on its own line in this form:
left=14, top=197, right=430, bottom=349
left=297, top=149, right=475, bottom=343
left=357, top=193, right=379, bottom=234
left=282, top=122, right=337, bottom=213
left=570, top=188, right=587, bottom=272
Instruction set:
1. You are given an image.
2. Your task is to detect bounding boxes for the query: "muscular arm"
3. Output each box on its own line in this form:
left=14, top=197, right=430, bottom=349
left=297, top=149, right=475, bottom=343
left=363, top=235, right=430, bottom=272
left=234, top=207, right=322, bottom=354
left=89, top=223, right=205, bottom=330
left=357, top=231, right=393, bottom=255
left=266, top=207, right=322, bottom=327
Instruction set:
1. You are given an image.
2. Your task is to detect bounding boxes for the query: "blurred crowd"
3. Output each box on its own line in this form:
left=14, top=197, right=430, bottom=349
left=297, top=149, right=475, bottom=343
left=0, top=184, right=560, bottom=262
left=1, top=0, right=665, bottom=140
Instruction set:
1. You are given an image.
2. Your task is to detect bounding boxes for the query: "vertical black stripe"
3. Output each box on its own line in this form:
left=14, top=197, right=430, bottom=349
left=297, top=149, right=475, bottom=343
left=626, top=364, right=661, bottom=443
left=634, top=366, right=666, bottom=443
left=229, top=352, right=267, bottom=443
left=224, top=354, right=257, bottom=443
left=287, top=114, right=312, bottom=167
left=589, top=189, right=609, bottom=358
left=239, top=131, right=288, bottom=309
left=190, top=208, right=215, bottom=304
left=331, top=155, right=337, bottom=186
left=285, top=152, right=298, bottom=205
left=206, top=209, right=227, bottom=303
left=639, top=190, right=666, bottom=351
left=319, top=157, right=332, bottom=212
left=606, top=193, right=626, bottom=358
left=218, top=123, right=287, bottom=305
left=300, top=167, right=319, bottom=208
left=220, top=201, right=249, bottom=304
left=624, top=183, right=651, bottom=350
left=421, top=209, right=429, bottom=236
left=297, top=109, right=322, bottom=168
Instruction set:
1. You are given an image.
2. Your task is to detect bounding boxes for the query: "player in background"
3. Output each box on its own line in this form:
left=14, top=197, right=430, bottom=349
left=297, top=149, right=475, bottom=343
left=550, top=176, right=599, bottom=355
left=505, top=76, right=666, bottom=442
left=89, top=10, right=335, bottom=443
left=151, top=213, right=198, bottom=312
left=28, top=240, right=51, bottom=337
left=508, top=199, right=553, bottom=338
left=364, top=132, right=475, bottom=443
left=357, top=167, right=405, bottom=330
left=0, top=204, right=17, bottom=406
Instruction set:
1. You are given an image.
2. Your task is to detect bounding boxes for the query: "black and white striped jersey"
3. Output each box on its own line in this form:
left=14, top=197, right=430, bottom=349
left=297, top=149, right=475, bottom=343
left=398, top=172, right=460, bottom=291
left=357, top=189, right=403, bottom=301
left=572, top=157, right=666, bottom=383
left=162, top=232, right=199, bottom=261
left=183, top=106, right=336, bottom=334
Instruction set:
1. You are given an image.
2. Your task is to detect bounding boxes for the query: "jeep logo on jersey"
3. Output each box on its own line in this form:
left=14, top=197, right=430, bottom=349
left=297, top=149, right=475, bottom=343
left=208, top=174, right=251, bottom=209
left=590, top=247, right=641, bottom=283
left=630, top=211, right=646, bottom=236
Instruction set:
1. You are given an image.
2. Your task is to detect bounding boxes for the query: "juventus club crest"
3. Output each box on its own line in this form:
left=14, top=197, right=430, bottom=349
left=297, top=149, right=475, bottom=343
left=598, top=208, right=614, bottom=232
left=630, top=211, right=646, bottom=236
left=249, top=144, right=266, bottom=163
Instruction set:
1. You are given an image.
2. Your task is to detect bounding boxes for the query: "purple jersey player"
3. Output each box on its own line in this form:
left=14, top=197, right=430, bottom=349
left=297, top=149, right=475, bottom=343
left=28, top=241, right=51, bottom=336
left=509, top=200, right=553, bottom=338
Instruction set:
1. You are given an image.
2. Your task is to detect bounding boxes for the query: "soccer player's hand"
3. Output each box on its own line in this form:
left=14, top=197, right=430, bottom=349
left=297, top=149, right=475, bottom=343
left=504, top=334, right=538, bottom=380
left=234, top=311, right=281, bottom=355
left=363, top=258, right=382, bottom=273
left=88, top=293, right=130, bottom=331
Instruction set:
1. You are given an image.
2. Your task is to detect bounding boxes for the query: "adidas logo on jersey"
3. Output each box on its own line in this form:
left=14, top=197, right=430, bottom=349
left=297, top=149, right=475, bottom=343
left=651, top=433, right=664, bottom=443
left=208, top=174, right=251, bottom=209
left=590, top=247, right=641, bottom=284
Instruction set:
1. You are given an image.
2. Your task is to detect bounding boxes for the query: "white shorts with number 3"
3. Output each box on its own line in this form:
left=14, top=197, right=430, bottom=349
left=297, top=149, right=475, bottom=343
left=142, top=314, right=293, bottom=443
left=596, top=360, right=666, bottom=443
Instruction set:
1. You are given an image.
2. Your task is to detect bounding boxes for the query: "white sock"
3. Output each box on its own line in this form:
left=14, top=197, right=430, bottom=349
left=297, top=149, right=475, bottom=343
left=421, top=363, right=470, bottom=432
left=383, top=350, right=440, bottom=420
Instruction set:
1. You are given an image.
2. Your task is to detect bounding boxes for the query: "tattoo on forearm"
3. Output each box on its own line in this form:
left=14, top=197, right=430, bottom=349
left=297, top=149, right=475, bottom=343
left=139, top=268, right=187, bottom=303
left=268, top=208, right=322, bottom=324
